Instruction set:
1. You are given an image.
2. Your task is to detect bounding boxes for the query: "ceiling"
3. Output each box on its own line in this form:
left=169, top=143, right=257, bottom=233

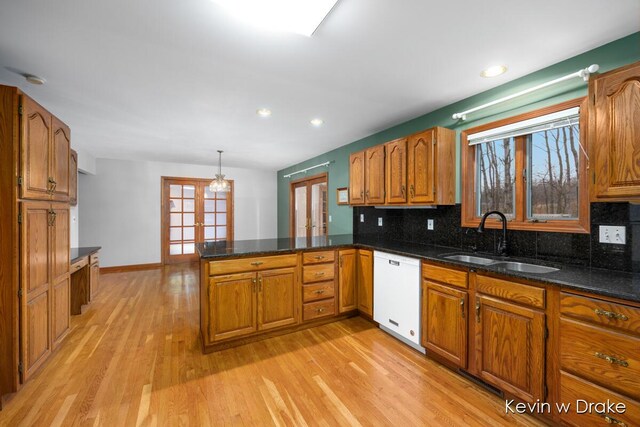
left=0, top=0, right=638, bottom=171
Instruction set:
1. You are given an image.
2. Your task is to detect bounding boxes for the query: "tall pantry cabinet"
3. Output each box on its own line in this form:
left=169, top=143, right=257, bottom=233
left=0, top=85, right=71, bottom=407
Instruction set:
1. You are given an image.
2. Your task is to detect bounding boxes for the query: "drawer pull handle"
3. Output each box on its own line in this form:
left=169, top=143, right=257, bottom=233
left=315, top=272, right=325, bottom=277
left=460, top=298, right=465, bottom=318
left=595, top=308, right=629, bottom=321
left=250, top=261, right=264, bottom=266
left=602, top=414, right=627, bottom=426
left=314, top=255, right=325, bottom=260
left=317, top=308, right=325, bottom=313
left=594, top=352, right=629, bottom=367
left=315, top=289, right=325, bottom=295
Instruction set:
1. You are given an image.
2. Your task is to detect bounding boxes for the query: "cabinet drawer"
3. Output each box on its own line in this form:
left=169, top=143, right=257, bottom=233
left=90, top=253, right=99, bottom=265
left=560, top=317, right=640, bottom=400
left=71, top=258, right=88, bottom=273
left=560, top=370, right=640, bottom=427
left=209, top=254, right=297, bottom=275
left=422, top=262, right=468, bottom=289
left=303, top=281, right=335, bottom=303
left=561, top=292, right=640, bottom=336
left=302, top=250, right=335, bottom=265
left=476, top=274, right=545, bottom=309
left=303, top=299, right=335, bottom=321
left=303, top=263, right=335, bottom=283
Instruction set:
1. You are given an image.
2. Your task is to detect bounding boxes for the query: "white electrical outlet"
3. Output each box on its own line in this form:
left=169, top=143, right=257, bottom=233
left=599, top=225, right=626, bottom=245
left=329, top=215, right=332, bottom=223
left=427, top=219, right=434, bottom=230
left=360, top=214, right=364, bottom=223
left=378, top=217, right=383, bottom=226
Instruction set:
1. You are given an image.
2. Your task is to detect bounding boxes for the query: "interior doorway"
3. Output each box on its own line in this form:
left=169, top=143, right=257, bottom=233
left=289, top=173, right=328, bottom=239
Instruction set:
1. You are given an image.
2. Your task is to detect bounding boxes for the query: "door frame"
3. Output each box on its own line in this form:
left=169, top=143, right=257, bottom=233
left=161, top=176, right=234, bottom=265
left=289, top=172, right=328, bottom=238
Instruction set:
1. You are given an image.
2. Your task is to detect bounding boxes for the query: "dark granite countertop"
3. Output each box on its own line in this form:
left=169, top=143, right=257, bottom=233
left=197, top=235, right=640, bottom=304
left=70, top=246, right=101, bottom=264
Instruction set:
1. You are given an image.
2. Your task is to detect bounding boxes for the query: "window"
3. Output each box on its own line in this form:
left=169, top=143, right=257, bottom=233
left=461, top=98, right=589, bottom=233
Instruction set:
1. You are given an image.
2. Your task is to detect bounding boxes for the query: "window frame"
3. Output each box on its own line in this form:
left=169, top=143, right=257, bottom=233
left=461, top=97, right=589, bottom=234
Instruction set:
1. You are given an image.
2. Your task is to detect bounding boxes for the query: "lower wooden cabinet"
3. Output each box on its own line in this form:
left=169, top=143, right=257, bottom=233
left=258, top=268, right=297, bottom=331
left=24, top=291, right=51, bottom=380
left=356, top=249, right=373, bottom=316
left=52, top=276, right=70, bottom=348
left=338, top=249, right=357, bottom=313
left=90, top=258, right=100, bottom=300
left=422, top=280, right=467, bottom=368
left=473, top=294, right=545, bottom=403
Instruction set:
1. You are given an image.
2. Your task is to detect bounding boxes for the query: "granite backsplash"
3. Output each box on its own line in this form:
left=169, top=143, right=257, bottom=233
left=353, top=203, right=639, bottom=272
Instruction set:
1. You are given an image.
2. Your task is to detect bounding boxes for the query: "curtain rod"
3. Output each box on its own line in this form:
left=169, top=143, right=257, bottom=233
left=452, top=64, right=599, bottom=121
left=283, top=161, right=333, bottom=178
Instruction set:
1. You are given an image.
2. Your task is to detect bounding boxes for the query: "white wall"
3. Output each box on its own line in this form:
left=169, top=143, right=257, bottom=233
left=69, top=148, right=97, bottom=249
left=78, top=158, right=277, bottom=267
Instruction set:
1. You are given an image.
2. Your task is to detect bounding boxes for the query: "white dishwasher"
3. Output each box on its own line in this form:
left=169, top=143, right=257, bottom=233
left=373, top=251, right=425, bottom=353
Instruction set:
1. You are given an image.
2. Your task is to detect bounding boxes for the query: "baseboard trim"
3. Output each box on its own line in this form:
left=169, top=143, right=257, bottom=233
left=100, top=263, right=163, bottom=274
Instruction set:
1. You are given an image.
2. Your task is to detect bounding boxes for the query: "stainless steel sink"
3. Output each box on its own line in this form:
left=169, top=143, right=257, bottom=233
left=443, top=254, right=496, bottom=265
left=493, top=261, right=559, bottom=274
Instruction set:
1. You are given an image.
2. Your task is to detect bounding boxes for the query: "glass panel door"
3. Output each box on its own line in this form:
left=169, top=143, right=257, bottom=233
left=311, top=182, right=327, bottom=237
left=168, top=183, right=196, bottom=257
left=289, top=174, right=328, bottom=239
left=293, top=185, right=308, bottom=238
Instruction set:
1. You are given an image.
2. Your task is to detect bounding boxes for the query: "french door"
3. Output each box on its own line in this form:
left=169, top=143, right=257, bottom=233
left=162, top=177, right=234, bottom=264
left=290, top=173, right=328, bottom=238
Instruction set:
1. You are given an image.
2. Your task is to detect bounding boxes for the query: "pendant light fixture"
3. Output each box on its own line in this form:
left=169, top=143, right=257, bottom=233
left=209, top=150, right=231, bottom=193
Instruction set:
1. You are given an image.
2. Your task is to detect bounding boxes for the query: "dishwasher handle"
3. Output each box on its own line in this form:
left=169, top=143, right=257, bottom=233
left=388, top=260, right=400, bottom=266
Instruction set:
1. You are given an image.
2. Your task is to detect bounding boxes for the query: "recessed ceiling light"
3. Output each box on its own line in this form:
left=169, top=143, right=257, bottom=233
left=25, top=74, right=46, bottom=85
left=480, top=65, right=507, bottom=78
left=210, top=0, right=339, bottom=37
left=256, top=108, right=272, bottom=117
left=310, top=118, right=324, bottom=126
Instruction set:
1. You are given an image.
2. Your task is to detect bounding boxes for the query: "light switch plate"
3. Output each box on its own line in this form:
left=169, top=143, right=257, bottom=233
left=599, top=225, right=626, bottom=244
left=360, top=214, right=364, bottom=223
left=427, top=219, right=434, bottom=230
left=378, top=217, right=383, bottom=226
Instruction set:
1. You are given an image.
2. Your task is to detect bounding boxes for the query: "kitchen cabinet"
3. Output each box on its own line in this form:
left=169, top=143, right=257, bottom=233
left=208, top=272, right=257, bottom=342
left=364, top=145, right=385, bottom=205
left=590, top=60, right=640, bottom=201
left=69, top=149, right=78, bottom=206
left=89, top=253, right=100, bottom=299
left=338, top=249, right=357, bottom=313
left=385, top=138, right=407, bottom=204
left=349, top=151, right=365, bottom=205
left=51, top=118, right=70, bottom=202
left=356, top=249, right=373, bottom=316
left=257, top=267, right=298, bottom=331
left=302, top=250, right=336, bottom=321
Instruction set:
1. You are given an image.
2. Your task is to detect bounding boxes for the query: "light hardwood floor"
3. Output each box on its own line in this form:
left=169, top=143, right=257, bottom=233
left=0, top=264, right=545, bottom=426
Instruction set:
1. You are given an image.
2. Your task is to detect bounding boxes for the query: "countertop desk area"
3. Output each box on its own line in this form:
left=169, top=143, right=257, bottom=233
left=70, top=247, right=101, bottom=315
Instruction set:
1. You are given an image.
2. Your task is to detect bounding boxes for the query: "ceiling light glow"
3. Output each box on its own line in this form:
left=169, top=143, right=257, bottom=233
left=210, top=0, right=339, bottom=37
left=310, top=118, right=324, bottom=126
left=480, top=65, right=507, bottom=78
left=257, top=108, right=272, bottom=117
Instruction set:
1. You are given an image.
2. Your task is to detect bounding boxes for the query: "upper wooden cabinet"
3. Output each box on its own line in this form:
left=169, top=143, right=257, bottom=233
left=20, top=94, right=71, bottom=202
left=349, top=151, right=365, bottom=205
left=69, top=149, right=78, bottom=206
left=348, top=126, right=455, bottom=206
left=590, top=61, right=640, bottom=201
left=385, top=138, right=407, bottom=204
left=364, top=145, right=385, bottom=204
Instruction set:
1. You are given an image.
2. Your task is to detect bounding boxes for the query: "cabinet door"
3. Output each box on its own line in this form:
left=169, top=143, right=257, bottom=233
left=357, top=249, right=373, bottom=316
left=592, top=62, right=640, bottom=200
left=208, top=272, right=257, bottom=342
left=51, top=117, right=70, bottom=202
left=20, top=96, right=52, bottom=200
left=20, top=202, right=52, bottom=380
left=69, top=150, right=78, bottom=205
left=364, top=145, right=385, bottom=204
left=52, top=276, right=70, bottom=348
left=422, top=281, right=467, bottom=368
left=385, top=138, right=407, bottom=204
left=258, top=267, right=298, bottom=331
left=51, top=205, right=70, bottom=282
left=407, top=129, right=436, bottom=204
left=90, top=262, right=100, bottom=300
left=349, top=151, right=365, bottom=205
left=474, top=294, right=545, bottom=403
left=338, top=249, right=357, bottom=313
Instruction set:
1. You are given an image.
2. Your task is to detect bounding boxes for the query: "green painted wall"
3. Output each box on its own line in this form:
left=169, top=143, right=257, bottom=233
left=277, top=33, right=640, bottom=238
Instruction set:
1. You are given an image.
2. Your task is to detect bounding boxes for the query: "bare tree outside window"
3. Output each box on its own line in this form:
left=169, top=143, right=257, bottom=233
left=476, top=138, right=515, bottom=217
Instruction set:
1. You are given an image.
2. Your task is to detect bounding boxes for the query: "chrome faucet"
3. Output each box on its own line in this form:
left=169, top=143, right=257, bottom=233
left=477, top=211, right=508, bottom=256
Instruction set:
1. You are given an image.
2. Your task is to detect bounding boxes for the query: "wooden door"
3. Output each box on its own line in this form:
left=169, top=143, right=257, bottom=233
left=69, top=149, right=78, bottom=206
left=385, top=138, right=407, bottom=204
left=20, top=96, right=52, bottom=200
left=349, top=151, right=365, bottom=205
left=289, top=173, right=328, bottom=238
left=50, top=117, right=70, bottom=202
left=473, top=294, right=545, bottom=403
left=20, top=202, right=52, bottom=380
left=408, top=129, right=436, bottom=204
left=338, top=249, right=357, bottom=313
left=258, top=267, right=298, bottom=331
left=50, top=204, right=69, bottom=347
left=422, top=281, right=467, bottom=368
left=162, top=177, right=234, bottom=264
left=365, top=146, right=385, bottom=204
left=357, top=249, right=373, bottom=316
left=591, top=61, right=640, bottom=200
left=208, top=272, right=257, bottom=342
